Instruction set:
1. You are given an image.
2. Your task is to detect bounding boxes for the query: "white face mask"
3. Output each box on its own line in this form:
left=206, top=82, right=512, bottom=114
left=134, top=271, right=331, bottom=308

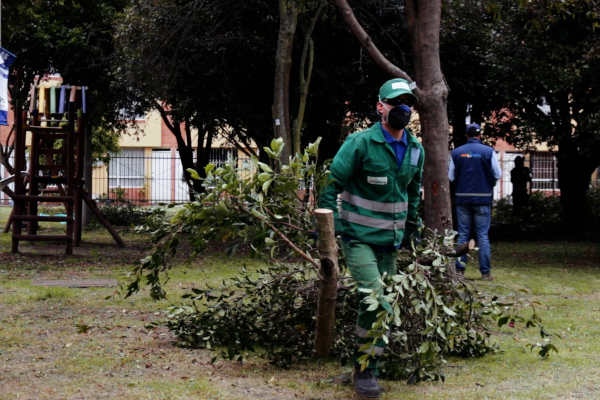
left=379, top=96, right=392, bottom=124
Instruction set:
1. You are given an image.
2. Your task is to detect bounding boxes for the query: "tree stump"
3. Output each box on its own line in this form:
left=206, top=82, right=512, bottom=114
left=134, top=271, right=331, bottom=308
left=314, top=208, right=339, bottom=357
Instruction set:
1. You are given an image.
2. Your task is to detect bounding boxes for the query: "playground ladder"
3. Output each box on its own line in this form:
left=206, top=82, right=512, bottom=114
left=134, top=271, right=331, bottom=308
left=11, top=105, right=80, bottom=254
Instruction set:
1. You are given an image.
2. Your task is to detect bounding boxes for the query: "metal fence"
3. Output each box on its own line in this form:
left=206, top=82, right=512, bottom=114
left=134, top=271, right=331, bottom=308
left=493, top=151, right=560, bottom=200
left=92, top=149, right=252, bottom=205
left=2, top=150, right=599, bottom=207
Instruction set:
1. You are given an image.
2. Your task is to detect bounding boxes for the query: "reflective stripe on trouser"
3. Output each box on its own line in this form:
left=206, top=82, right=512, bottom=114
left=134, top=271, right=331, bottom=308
left=342, top=239, right=397, bottom=371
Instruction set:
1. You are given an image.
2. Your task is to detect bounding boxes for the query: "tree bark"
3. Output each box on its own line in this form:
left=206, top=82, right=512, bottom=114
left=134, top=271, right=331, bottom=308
left=556, top=138, right=596, bottom=233
left=156, top=105, right=204, bottom=201
left=333, top=0, right=453, bottom=233
left=293, top=2, right=323, bottom=156
left=405, top=0, right=453, bottom=234
left=273, top=0, right=297, bottom=164
left=82, top=122, right=93, bottom=226
left=314, top=208, right=339, bottom=358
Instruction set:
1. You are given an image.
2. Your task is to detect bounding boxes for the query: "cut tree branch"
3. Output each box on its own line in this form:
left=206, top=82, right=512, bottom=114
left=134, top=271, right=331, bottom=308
left=237, top=204, right=319, bottom=269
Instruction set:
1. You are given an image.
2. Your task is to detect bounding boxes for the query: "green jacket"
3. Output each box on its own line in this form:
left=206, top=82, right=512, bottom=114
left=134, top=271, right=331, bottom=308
left=318, top=123, right=424, bottom=247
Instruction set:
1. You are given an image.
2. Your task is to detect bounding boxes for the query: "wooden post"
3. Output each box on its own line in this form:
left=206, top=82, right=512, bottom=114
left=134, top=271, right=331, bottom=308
left=314, top=208, right=339, bottom=357
left=74, top=109, right=84, bottom=245
left=12, top=109, right=25, bottom=253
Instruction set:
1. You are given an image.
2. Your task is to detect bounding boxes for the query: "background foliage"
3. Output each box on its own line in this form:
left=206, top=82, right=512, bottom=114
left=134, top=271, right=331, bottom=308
left=491, top=187, right=600, bottom=240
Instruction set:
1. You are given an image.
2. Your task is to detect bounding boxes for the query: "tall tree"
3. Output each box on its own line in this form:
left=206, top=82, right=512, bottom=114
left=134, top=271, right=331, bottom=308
left=333, top=0, right=452, bottom=233
left=481, top=0, right=600, bottom=232
left=1, top=0, right=55, bottom=173
left=1, top=0, right=132, bottom=223
left=273, top=0, right=326, bottom=163
left=292, top=1, right=324, bottom=156
left=113, top=0, right=278, bottom=198
left=273, top=0, right=298, bottom=164
left=440, top=1, right=500, bottom=148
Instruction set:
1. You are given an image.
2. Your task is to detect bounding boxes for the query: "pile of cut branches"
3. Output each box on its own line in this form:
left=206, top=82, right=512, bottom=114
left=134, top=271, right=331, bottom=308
left=128, top=138, right=558, bottom=383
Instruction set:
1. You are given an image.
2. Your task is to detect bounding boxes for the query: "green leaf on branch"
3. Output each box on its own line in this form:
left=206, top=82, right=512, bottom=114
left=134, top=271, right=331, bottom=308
left=271, top=137, right=284, bottom=155
left=204, top=164, right=216, bottom=175
left=442, top=306, right=457, bottom=316
left=258, top=172, right=271, bottom=182
left=262, top=179, right=272, bottom=192
left=251, top=208, right=266, bottom=220
left=187, top=168, right=200, bottom=180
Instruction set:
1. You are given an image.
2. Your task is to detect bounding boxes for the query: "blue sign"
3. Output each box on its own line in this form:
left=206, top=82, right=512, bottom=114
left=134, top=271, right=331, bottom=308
left=0, top=47, right=17, bottom=68
left=0, top=47, right=16, bottom=125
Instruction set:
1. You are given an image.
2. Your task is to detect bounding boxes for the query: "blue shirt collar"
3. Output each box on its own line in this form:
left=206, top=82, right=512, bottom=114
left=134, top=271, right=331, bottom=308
left=380, top=122, right=407, bottom=145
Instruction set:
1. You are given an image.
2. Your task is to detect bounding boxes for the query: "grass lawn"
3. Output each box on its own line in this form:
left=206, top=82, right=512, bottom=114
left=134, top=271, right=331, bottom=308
left=1, top=205, right=599, bottom=399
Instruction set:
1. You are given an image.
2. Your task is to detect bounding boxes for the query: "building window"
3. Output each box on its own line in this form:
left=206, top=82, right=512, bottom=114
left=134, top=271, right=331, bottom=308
left=109, top=148, right=145, bottom=188
left=530, top=152, right=558, bottom=192
left=209, top=148, right=235, bottom=169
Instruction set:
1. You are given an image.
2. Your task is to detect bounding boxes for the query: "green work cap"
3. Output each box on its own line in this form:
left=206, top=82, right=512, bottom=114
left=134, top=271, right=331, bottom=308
left=379, top=78, right=417, bottom=101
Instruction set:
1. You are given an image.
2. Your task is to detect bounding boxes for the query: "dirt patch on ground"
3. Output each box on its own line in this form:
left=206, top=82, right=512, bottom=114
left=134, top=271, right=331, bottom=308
left=0, top=233, right=350, bottom=399
left=0, top=301, right=344, bottom=399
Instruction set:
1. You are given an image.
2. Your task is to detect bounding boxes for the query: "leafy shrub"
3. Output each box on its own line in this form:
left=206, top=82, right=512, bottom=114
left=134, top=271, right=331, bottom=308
left=492, top=187, right=600, bottom=239
left=585, top=186, right=600, bottom=235
left=94, top=202, right=149, bottom=227
left=91, top=188, right=151, bottom=228
left=491, top=192, right=564, bottom=240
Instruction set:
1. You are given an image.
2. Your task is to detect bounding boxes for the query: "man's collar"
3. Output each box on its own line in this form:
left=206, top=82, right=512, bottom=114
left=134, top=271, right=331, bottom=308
left=380, top=122, right=407, bottom=144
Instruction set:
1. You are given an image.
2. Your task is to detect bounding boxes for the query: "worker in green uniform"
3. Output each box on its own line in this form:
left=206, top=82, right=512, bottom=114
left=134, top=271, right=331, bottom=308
left=318, top=78, right=424, bottom=398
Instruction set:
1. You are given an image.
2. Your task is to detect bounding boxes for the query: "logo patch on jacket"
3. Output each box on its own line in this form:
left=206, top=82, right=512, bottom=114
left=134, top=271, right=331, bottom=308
left=368, top=176, right=388, bottom=185
left=460, top=152, right=482, bottom=158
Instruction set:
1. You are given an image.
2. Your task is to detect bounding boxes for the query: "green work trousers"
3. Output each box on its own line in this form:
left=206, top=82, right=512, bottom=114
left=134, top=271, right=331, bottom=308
left=342, top=239, right=397, bottom=371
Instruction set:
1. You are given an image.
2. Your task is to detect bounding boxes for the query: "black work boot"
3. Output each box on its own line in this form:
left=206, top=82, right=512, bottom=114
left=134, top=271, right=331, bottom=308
left=353, top=368, right=382, bottom=398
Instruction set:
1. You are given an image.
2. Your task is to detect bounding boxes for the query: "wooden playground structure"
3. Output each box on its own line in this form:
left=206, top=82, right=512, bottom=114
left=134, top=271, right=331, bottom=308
left=0, top=86, right=124, bottom=254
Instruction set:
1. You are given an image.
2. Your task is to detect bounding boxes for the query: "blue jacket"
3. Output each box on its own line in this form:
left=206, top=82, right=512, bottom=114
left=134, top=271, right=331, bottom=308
left=450, top=138, right=499, bottom=205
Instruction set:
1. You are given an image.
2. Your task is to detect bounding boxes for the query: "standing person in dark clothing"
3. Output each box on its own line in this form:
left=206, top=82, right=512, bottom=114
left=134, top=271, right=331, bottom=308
left=318, top=78, right=424, bottom=399
left=510, top=156, right=532, bottom=216
left=448, top=123, right=502, bottom=281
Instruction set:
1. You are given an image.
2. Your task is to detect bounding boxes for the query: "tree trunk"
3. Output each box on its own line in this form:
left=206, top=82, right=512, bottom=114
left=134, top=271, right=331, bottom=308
left=405, top=0, right=453, bottom=234
left=556, top=146, right=594, bottom=233
left=293, top=2, right=323, bottom=156
left=82, top=122, right=93, bottom=226
left=553, top=92, right=597, bottom=234
left=155, top=105, right=202, bottom=201
left=195, top=123, right=215, bottom=194
left=273, top=0, right=297, bottom=164
left=314, top=208, right=339, bottom=357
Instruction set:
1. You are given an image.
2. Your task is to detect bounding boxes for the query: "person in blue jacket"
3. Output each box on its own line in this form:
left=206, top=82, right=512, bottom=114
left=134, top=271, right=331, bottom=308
left=448, top=123, right=502, bottom=280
